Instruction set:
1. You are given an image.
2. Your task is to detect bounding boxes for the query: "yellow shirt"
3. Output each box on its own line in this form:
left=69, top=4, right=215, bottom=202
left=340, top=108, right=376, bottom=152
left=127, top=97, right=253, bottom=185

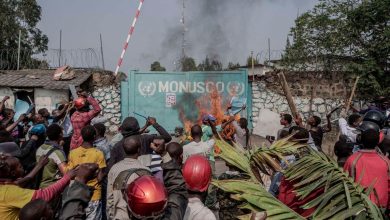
left=0, top=184, right=35, bottom=220
left=67, top=147, right=106, bottom=201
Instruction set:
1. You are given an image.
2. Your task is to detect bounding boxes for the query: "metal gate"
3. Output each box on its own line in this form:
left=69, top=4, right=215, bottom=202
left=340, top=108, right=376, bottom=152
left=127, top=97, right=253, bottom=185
left=121, top=70, right=251, bottom=132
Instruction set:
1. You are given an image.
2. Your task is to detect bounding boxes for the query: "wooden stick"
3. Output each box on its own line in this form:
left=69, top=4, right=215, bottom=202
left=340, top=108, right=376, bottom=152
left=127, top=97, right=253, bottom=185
left=330, top=76, right=360, bottom=157
left=344, top=76, right=360, bottom=113
left=278, top=72, right=298, bottom=119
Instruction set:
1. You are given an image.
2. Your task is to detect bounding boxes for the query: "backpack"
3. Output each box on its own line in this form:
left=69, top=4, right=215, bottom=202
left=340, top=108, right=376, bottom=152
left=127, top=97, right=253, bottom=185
left=33, top=145, right=62, bottom=189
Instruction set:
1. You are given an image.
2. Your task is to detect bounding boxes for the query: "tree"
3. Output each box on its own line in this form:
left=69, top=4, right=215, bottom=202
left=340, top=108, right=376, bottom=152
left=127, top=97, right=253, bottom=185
left=246, top=55, right=259, bottom=67
left=197, top=56, right=223, bottom=71
left=282, top=0, right=390, bottom=98
left=227, top=62, right=241, bottom=70
left=0, top=0, right=48, bottom=69
left=150, top=61, right=166, bottom=71
left=181, top=57, right=197, bottom=71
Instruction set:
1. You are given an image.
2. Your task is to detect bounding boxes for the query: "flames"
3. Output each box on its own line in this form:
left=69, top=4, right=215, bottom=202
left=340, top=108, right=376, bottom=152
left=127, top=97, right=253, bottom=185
left=179, top=84, right=237, bottom=133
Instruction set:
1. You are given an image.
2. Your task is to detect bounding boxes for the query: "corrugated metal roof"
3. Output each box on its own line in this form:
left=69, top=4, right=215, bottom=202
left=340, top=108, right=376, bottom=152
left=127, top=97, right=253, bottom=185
left=0, top=69, right=91, bottom=90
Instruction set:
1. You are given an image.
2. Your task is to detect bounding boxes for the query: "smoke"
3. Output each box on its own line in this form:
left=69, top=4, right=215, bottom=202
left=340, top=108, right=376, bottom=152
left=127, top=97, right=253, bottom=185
left=153, top=0, right=319, bottom=70
left=161, top=0, right=261, bottom=67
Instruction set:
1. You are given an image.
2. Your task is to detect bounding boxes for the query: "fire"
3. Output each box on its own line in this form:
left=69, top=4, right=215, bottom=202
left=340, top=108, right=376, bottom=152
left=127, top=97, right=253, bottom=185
left=179, top=83, right=238, bottom=134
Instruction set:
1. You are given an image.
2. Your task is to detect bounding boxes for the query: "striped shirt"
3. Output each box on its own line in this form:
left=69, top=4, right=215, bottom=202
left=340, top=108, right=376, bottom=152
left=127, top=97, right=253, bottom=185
left=149, top=152, right=163, bottom=174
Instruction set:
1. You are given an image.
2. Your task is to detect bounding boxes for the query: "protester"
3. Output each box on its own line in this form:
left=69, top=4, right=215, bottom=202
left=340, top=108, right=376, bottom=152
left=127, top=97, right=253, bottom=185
left=307, top=114, right=332, bottom=151
left=183, top=125, right=214, bottom=163
left=36, top=124, right=67, bottom=188
left=19, top=124, right=47, bottom=177
left=37, top=108, right=52, bottom=126
left=18, top=199, right=53, bottom=220
left=93, top=123, right=111, bottom=162
left=52, top=103, right=72, bottom=157
left=0, top=155, right=76, bottom=220
left=183, top=155, right=215, bottom=220
left=344, top=129, right=389, bottom=208
left=351, top=96, right=388, bottom=115
left=70, top=91, right=101, bottom=149
left=277, top=113, right=293, bottom=140
left=338, top=113, right=362, bottom=143
left=107, top=135, right=150, bottom=220
left=171, top=127, right=188, bottom=145
left=60, top=163, right=99, bottom=220
left=166, top=142, right=184, bottom=165
left=108, top=116, right=171, bottom=170
left=93, top=122, right=111, bottom=220
left=334, top=138, right=353, bottom=167
left=67, top=125, right=106, bottom=220
left=124, top=138, right=188, bottom=219
left=223, top=115, right=250, bottom=148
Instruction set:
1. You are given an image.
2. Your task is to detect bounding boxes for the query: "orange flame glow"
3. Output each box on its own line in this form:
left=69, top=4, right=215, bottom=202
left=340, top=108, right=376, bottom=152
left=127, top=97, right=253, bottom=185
left=179, top=84, right=238, bottom=134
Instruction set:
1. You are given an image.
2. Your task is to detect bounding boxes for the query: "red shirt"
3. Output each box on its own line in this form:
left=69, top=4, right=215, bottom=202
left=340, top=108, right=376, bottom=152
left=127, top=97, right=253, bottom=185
left=344, top=150, right=389, bottom=208
left=70, top=96, right=101, bottom=149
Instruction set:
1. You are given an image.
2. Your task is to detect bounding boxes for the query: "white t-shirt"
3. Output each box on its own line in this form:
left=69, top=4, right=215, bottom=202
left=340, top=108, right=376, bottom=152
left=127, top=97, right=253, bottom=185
left=183, top=140, right=214, bottom=163
left=183, top=197, right=216, bottom=220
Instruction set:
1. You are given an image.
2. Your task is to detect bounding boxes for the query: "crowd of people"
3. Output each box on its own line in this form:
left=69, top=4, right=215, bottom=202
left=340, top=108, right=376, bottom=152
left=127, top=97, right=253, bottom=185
left=0, top=89, right=389, bottom=220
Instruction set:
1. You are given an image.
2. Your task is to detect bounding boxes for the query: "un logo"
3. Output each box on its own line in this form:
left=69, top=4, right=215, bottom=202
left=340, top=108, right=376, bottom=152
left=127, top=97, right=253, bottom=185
left=227, top=82, right=245, bottom=96
left=138, top=81, right=157, bottom=97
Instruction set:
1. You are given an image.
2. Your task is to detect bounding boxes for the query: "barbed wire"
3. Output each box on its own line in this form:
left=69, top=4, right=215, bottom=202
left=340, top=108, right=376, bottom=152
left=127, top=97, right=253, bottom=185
left=0, top=48, right=103, bottom=70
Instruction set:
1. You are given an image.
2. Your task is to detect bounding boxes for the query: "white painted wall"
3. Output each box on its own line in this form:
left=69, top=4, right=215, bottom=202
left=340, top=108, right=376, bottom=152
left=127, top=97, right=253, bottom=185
left=0, top=87, right=15, bottom=109
left=34, top=88, right=68, bottom=113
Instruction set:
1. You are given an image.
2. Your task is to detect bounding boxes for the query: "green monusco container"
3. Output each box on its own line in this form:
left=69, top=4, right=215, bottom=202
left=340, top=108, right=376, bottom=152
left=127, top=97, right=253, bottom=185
left=121, top=69, right=251, bottom=132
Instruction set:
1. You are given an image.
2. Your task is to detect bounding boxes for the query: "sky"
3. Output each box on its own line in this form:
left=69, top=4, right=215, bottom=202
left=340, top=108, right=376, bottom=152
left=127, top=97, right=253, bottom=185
left=36, top=0, right=319, bottom=71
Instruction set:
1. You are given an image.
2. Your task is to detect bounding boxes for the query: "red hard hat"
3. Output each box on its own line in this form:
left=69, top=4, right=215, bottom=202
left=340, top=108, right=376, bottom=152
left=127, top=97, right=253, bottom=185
left=126, top=175, right=168, bottom=218
left=182, top=155, right=212, bottom=192
left=74, top=97, right=86, bottom=109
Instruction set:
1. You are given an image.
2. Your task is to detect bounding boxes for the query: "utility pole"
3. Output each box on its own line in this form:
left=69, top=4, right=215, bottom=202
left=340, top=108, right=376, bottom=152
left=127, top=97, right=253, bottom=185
left=181, top=0, right=186, bottom=60
left=99, top=33, right=105, bottom=70
left=59, top=30, right=62, bottom=67
left=251, top=51, right=254, bottom=76
left=17, top=30, right=21, bottom=70
left=268, top=38, right=271, bottom=63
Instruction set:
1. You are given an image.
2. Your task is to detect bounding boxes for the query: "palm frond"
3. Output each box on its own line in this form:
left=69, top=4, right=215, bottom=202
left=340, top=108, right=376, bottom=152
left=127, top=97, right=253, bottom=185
left=215, top=139, right=259, bottom=182
left=284, top=149, right=384, bottom=219
left=250, top=136, right=306, bottom=182
left=213, top=179, right=305, bottom=220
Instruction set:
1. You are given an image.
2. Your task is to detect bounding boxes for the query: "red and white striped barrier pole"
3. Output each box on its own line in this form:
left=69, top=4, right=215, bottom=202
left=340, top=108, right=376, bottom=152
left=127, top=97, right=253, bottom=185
left=114, top=0, right=145, bottom=76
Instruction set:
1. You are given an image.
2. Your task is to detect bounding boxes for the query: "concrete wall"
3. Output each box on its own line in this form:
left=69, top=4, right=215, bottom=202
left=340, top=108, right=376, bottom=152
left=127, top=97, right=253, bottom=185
left=252, top=73, right=367, bottom=137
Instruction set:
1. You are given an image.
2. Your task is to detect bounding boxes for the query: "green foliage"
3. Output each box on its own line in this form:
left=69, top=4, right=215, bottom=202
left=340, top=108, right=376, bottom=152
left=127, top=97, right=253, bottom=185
left=246, top=55, right=259, bottom=67
left=214, top=138, right=385, bottom=219
left=0, top=0, right=48, bottom=52
left=213, top=179, right=305, bottom=220
left=227, top=62, right=241, bottom=70
left=197, top=56, right=223, bottom=71
left=284, top=149, right=384, bottom=219
left=180, top=57, right=197, bottom=71
left=283, top=0, right=390, bottom=98
left=150, top=61, right=166, bottom=71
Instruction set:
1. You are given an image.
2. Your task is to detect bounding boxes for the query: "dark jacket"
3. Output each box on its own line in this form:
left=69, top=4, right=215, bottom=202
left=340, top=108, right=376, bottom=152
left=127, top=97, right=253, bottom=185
left=108, top=123, right=172, bottom=170
left=20, top=139, right=38, bottom=172
left=60, top=180, right=93, bottom=220
left=160, top=159, right=188, bottom=220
